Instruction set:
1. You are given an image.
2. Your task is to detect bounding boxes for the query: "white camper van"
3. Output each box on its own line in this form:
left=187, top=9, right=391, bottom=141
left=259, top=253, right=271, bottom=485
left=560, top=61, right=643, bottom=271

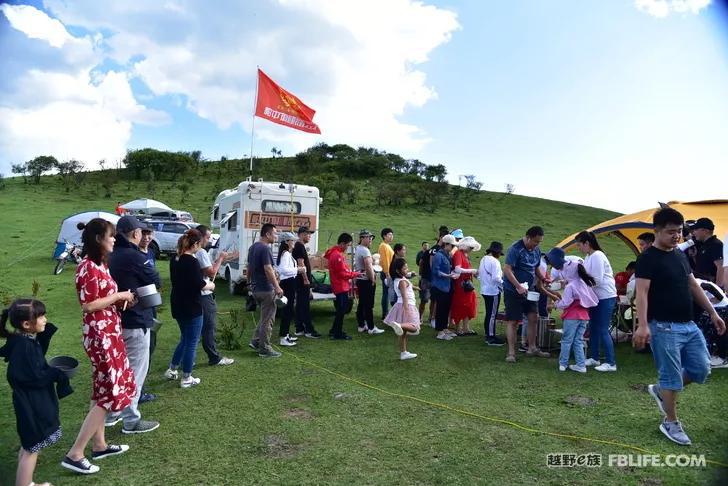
left=211, top=180, right=321, bottom=294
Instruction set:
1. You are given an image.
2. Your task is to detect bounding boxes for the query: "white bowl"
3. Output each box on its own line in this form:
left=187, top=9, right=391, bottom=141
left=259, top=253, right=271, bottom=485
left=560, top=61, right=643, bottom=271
left=549, top=282, right=561, bottom=291
left=526, top=291, right=540, bottom=302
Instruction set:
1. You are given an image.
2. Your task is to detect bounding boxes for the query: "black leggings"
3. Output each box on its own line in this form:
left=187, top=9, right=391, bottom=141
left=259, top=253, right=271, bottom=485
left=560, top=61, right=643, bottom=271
left=278, top=278, right=297, bottom=337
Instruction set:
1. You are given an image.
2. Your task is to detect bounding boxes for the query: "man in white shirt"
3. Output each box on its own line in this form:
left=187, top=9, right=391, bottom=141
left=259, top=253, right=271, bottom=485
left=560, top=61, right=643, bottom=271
left=195, top=225, right=235, bottom=366
left=478, top=241, right=505, bottom=346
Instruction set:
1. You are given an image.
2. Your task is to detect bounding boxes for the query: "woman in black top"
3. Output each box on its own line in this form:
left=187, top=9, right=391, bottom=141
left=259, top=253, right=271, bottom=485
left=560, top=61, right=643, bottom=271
left=165, top=229, right=214, bottom=388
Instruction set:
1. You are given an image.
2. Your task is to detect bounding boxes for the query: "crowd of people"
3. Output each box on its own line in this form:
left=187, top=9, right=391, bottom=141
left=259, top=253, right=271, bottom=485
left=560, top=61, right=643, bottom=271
left=1, top=210, right=726, bottom=484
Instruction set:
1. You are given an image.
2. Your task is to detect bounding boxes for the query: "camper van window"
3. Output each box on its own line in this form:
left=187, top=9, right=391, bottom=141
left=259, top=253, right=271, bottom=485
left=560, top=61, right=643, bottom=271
left=219, top=210, right=236, bottom=228
left=263, top=200, right=301, bottom=214
left=228, top=213, right=237, bottom=231
left=213, top=205, right=219, bottom=220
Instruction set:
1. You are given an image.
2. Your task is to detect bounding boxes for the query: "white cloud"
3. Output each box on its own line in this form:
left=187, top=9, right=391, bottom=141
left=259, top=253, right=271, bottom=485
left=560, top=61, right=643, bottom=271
left=0, top=3, right=72, bottom=48
left=635, top=0, right=711, bottom=18
left=0, top=4, right=169, bottom=171
left=40, top=0, right=459, bottom=154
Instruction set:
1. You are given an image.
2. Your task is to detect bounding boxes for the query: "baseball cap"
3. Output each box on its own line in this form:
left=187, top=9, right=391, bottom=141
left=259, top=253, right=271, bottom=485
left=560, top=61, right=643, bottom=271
left=545, top=248, right=566, bottom=270
left=297, top=226, right=315, bottom=234
left=359, top=229, right=375, bottom=239
left=117, top=216, right=148, bottom=234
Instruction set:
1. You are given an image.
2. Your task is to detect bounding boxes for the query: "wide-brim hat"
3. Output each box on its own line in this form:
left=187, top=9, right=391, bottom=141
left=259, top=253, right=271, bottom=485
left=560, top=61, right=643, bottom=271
left=458, top=236, right=481, bottom=252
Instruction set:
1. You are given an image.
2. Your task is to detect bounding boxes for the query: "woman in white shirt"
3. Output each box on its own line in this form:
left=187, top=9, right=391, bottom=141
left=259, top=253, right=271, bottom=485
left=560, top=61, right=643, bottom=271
left=575, top=231, right=618, bottom=372
left=276, top=232, right=303, bottom=347
left=478, top=241, right=505, bottom=346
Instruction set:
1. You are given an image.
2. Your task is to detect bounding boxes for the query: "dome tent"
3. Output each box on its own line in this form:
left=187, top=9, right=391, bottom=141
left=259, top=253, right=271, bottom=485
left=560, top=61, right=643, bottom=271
left=54, top=211, right=120, bottom=258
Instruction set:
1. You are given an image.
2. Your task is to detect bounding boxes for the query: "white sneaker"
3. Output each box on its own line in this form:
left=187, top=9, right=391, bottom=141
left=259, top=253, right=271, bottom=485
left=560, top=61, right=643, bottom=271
left=584, top=358, right=601, bottom=367
left=368, top=326, right=385, bottom=335
left=569, top=364, right=587, bottom=373
left=445, top=329, right=458, bottom=337
left=436, top=331, right=453, bottom=341
left=279, top=336, right=297, bottom=347
left=558, top=365, right=567, bottom=372
left=163, top=369, right=178, bottom=380
left=400, top=351, right=418, bottom=360
left=216, top=357, right=235, bottom=366
left=594, top=363, right=617, bottom=372
left=358, top=326, right=368, bottom=333
left=180, top=376, right=200, bottom=388
left=711, top=358, right=728, bottom=369
left=386, top=321, right=404, bottom=336
left=294, top=331, right=305, bottom=336
left=286, top=334, right=298, bottom=342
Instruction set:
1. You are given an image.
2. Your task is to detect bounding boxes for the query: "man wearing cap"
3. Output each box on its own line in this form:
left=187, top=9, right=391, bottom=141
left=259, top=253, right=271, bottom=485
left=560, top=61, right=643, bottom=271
left=292, top=227, right=321, bottom=338
left=106, top=216, right=161, bottom=434
left=478, top=241, right=505, bottom=346
left=354, top=230, right=385, bottom=335
left=692, top=218, right=723, bottom=285
left=194, top=225, right=235, bottom=366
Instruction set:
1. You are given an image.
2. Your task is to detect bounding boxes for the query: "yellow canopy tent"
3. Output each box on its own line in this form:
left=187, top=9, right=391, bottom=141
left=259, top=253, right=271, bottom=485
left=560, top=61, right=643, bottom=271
left=557, top=200, right=728, bottom=256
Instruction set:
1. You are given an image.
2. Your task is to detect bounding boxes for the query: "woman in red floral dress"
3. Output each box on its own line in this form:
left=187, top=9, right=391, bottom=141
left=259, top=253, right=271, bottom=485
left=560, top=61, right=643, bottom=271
left=61, top=219, right=136, bottom=475
left=450, top=237, right=481, bottom=335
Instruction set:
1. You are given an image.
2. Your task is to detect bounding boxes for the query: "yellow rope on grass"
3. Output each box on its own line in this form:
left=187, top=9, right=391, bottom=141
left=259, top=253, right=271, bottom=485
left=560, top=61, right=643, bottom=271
left=280, top=349, right=728, bottom=469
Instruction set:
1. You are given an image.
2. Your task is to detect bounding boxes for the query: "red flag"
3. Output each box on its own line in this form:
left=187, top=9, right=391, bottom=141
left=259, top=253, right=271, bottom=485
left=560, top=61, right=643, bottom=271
left=254, top=69, right=321, bottom=134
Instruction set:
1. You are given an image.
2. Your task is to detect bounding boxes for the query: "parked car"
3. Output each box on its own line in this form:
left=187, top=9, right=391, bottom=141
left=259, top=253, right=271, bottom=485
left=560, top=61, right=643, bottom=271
left=148, top=210, right=193, bottom=221
left=144, top=220, right=200, bottom=258
left=142, top=219, right=218, bottom=259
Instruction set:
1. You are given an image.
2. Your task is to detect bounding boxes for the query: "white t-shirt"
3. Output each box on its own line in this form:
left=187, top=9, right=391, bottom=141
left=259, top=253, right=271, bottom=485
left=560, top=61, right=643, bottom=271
left=393, top=278, right=416, bottom=304
left=550, top=255, right=584, bottom=281
left=195, top=249, right=213, bottom=296
left=478, top=255, right=503, bottom=296
left=583, top=250, right=617, bottom=300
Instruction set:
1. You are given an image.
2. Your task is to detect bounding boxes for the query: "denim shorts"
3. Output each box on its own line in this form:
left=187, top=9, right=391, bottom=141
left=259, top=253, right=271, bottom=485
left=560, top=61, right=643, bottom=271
left=649, top=320, right=710, bottom=391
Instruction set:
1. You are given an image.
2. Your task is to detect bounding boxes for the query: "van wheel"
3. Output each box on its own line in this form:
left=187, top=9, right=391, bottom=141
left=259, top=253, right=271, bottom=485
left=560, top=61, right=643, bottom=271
left=226, top=268, right=241, bottom=295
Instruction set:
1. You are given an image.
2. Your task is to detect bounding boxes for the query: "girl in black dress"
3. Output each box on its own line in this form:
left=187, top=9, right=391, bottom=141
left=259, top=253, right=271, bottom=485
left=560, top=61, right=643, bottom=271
left=0, top=299, right=72, bottom=486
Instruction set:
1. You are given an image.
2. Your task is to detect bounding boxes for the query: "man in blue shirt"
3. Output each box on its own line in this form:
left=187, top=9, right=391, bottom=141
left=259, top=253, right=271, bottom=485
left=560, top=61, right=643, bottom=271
left=502, top=226, right=552, bottom=362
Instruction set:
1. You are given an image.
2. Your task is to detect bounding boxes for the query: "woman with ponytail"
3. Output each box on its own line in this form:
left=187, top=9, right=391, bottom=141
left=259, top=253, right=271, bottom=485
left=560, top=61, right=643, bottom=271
left=164, top=229, right=214, bottom=388
left=575, top=231, right=619, bottom=372
left=1, top=299, right=72, bottom=486
left=62, top=218, right=136, bottom=475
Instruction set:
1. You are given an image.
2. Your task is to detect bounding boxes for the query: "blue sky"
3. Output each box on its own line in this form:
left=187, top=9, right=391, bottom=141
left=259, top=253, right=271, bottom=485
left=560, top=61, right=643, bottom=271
left=1, top=0, right=727, bottom=212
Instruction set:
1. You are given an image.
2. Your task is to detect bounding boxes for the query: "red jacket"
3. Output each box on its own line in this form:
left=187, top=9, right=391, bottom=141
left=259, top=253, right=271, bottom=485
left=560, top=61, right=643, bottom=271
left=324, top=245, right=358, bottom=294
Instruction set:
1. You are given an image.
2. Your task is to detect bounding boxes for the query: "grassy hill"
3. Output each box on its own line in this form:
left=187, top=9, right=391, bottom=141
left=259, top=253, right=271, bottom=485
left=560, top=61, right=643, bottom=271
left=0, top=162, right=725, bottom=485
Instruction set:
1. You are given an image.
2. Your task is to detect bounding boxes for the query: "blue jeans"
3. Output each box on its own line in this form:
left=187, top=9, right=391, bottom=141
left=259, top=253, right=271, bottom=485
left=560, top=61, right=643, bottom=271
left=559, top=319, right=587, bottom=367
left=588, top=297, right=616, bottom=365
left=171, top=315, right=203, bottom=374
left=649, top=320, right=710, bottom=391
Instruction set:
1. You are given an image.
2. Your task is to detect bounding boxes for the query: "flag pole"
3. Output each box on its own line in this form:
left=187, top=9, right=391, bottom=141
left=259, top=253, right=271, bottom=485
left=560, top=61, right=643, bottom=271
left=249, top=66, right=260, bottom=180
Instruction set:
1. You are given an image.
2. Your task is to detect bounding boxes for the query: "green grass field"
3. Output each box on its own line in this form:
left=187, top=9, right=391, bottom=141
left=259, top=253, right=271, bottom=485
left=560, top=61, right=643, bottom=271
left=1, top=171, right=726, bottom=485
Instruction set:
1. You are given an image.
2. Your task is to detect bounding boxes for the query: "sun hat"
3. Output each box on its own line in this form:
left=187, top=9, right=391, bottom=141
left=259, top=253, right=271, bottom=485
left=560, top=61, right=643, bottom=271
left=441, top=234, right=457, bottom=246
left=458, top=236, right=481, bottom=252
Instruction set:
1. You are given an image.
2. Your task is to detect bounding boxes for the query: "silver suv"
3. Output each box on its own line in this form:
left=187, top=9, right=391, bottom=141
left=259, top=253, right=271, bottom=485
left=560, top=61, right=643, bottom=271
left=144, top=220, right=199, bottom=258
